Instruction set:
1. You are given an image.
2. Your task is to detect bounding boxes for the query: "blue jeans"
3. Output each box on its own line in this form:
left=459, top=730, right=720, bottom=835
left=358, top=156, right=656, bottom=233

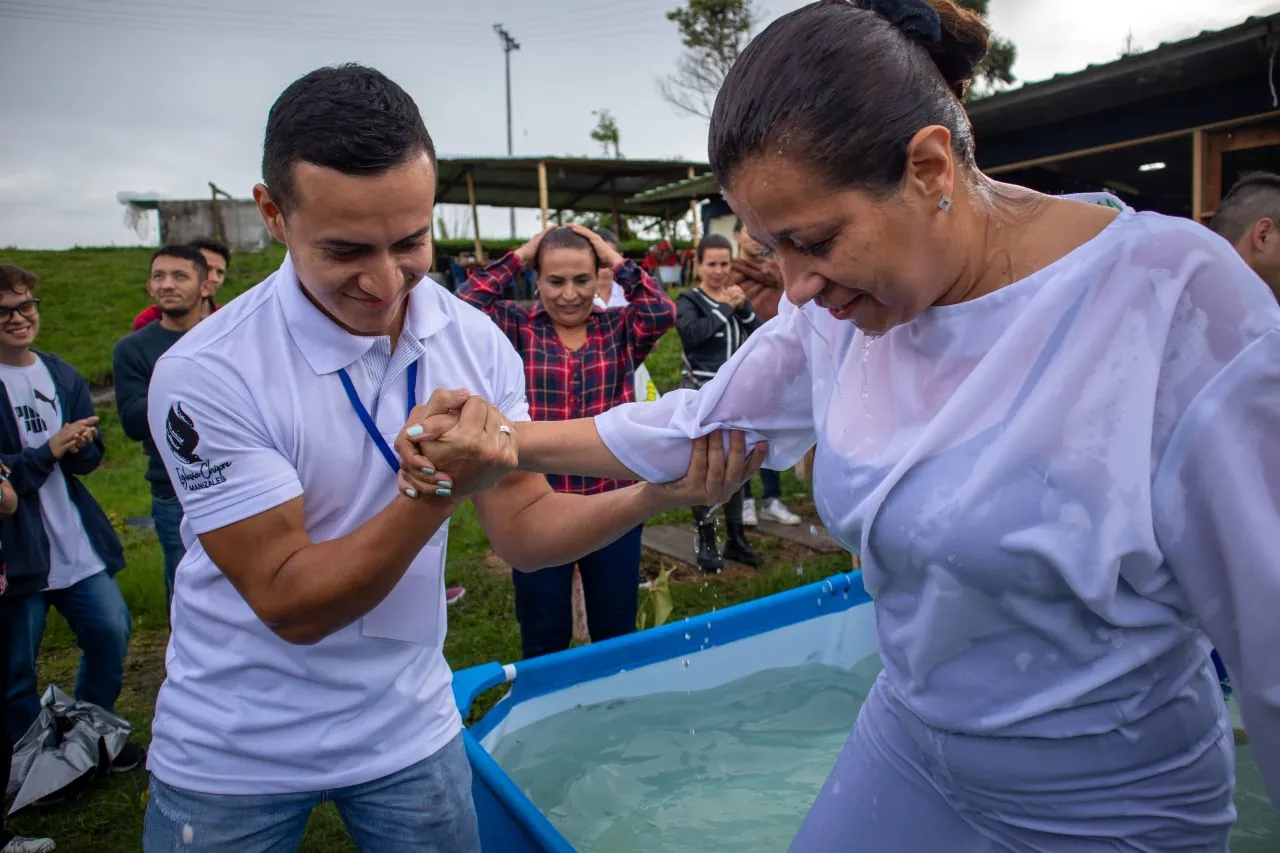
left=152, top=495, right=186, bottom=608
left=142, top=733, right=480, bottom=853
left=744, top=468, right=782, bottom=501
left=512, top=525, right=642, bottom=659
left=3, top=569, right=132, bottom=741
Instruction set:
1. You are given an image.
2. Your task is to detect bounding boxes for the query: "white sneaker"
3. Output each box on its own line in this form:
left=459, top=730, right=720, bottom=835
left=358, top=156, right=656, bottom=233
left=3, top=837, right=56, bottom=853
left=741, top=498, right=758, bottom=527
left=761, top=498, right=801, bottom=526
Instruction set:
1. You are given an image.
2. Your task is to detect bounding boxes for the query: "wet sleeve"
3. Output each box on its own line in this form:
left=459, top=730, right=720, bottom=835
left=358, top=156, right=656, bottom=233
left=1149, top=231, right=1280, bottom=806
left=594, top=300, right=817, bottom=483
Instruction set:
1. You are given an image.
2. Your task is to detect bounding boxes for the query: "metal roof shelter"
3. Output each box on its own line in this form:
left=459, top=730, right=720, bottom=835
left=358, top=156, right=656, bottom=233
left=971, top=13, right=1280, bottom=222
left=435, top=156, right=709, bottom=256
left=630, top=13, right=1280, bottom=222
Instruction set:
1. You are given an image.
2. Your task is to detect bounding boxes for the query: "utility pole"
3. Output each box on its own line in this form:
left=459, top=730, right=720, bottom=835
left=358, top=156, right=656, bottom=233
left=494, top=23, right=520, bottom=238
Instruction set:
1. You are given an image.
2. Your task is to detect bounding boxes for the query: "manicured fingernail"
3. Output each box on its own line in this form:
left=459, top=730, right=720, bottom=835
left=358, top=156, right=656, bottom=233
left=406, top=425, right=424, bottom=438
left=435, top=478, right=452, bottom=489
left=435, top=487, right=452, bottom=498
left=420, top=466, right=435, bottom=476
left=405, top=487, right=418, bottom=499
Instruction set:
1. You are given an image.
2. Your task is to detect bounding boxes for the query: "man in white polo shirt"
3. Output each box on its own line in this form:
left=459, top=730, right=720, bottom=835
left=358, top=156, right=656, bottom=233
left=140, top=64, right=751, bottom=853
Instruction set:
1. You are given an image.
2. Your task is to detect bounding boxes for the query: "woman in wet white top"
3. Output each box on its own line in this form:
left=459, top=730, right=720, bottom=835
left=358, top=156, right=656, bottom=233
left=403, top=0, right=1280, bottom=849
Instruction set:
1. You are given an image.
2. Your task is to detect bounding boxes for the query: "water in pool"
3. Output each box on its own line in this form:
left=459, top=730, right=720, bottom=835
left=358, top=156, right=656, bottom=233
left=490, top=659, right=880, bottom=852
left=491, top=660, right=1278, bottom=852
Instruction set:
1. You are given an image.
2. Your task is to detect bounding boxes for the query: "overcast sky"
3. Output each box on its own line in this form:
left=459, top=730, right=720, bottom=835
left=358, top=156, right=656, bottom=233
left=2, top=0, right=1278, bottom=250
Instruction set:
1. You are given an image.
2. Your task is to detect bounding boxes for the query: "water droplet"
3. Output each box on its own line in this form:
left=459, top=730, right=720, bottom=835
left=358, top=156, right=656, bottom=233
left=794, top=565, right=804, bottom=576
left=1015, top=652, right=1032, bottom=672
left=684, top=633, right=691, bottom=640
left=832, top=781, right=842, bottom=796
left=842, top=591, right=849, bottom=600
left=816, top=597, right=823, bottom=606
left=681, top=658, right=691, bottom=669
left=690, top=728, right=696, bottom=735
left=809, top=525, right=819, bottom=537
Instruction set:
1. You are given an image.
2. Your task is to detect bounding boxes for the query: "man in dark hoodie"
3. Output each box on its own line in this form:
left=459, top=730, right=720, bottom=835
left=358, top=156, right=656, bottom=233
left=0, top=264, right=142, bottom=771
left=114, top=245, right=214, bottom=609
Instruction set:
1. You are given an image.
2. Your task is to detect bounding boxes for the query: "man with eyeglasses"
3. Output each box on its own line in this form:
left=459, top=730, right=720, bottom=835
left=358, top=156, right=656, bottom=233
left=0, top=264, right=143, bottom=773
left=114, top=246, right=215, bottom=611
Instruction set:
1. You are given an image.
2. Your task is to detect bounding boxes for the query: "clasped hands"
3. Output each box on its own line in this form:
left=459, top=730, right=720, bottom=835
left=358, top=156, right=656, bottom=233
left=391, top=389, right=767, bottom=509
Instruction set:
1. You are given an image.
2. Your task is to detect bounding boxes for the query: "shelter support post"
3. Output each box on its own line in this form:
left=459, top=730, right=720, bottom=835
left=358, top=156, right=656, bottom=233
left=1192, top=130, right=1207, bottom=223
left=687, top=166, right=701, bottom=248
left=538, top=161, right=549, bottom=229
left=466, top=169, right=484, bottom=261
left=610, top=179, right=621, bottom=237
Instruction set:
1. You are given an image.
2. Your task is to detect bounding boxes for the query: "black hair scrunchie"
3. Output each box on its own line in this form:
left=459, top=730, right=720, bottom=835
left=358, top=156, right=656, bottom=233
left=861, top=0, right=943, bottom=48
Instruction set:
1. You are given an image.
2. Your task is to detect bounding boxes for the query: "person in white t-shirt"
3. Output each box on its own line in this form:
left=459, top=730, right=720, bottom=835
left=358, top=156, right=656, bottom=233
left=407, top=2, right=1280, bottom=850
left=0, top=264, right=145, bottom=774
left=140, top=64, right=758, bottom=853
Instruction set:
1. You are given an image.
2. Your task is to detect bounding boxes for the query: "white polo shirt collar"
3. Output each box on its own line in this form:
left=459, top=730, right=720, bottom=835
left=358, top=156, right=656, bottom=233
left=276, top=253, right=453, bottom=376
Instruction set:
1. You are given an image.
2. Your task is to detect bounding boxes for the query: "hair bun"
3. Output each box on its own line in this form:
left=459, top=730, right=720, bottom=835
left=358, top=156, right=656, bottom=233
left=854, top=0, right=990, bottom=97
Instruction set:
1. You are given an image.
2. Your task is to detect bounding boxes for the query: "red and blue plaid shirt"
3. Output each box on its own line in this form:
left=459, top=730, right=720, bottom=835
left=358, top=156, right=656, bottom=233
left=458, top=252, right=676, bottom=495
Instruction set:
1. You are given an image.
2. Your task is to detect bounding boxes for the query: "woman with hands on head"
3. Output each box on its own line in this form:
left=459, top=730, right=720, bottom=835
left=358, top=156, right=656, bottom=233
left=451, top=232, right=677, bottom=658
left=409, top=0, right=1280, bottom=850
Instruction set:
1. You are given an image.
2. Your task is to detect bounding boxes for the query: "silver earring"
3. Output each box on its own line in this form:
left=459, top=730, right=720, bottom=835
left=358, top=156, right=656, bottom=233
left=937, top=195, right=953, bottom=212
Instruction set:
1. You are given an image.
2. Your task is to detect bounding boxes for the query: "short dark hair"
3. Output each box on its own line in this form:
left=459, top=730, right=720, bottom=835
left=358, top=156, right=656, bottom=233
left=535, top=227, right=600, bottom=271
left=1211, top=172, right=1280, bottom=243
left=593, top=226, right=621, bottom=249
left=263, top=63, right=437, bottom=212
left=188, top=237, right=231, bottom=265
left=709, top=0, right=989, bottom=197
left=151, top=245, right=210, bottom=280
left=697, top=233, right=734, bottom=263
left=0, top=264, right=38, bottom=297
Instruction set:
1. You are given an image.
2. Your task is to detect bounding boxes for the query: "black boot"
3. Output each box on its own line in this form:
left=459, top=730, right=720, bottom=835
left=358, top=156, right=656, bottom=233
left=694, top=517, right=724, bottom=574
left=723, top=522, right=762, bottom=567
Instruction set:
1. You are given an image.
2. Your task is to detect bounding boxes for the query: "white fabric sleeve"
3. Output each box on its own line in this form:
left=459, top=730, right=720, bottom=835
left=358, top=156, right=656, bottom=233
left=1150, top=237, right=1280, bottom=806
left=491, top=329, right=531, bottom=423
left=147, top=355, right=303, bottom=535
left=595, top=301, right=816, bottom=484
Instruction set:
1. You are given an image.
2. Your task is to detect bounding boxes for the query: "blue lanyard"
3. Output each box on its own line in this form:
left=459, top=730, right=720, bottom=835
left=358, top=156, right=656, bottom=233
left=337, top=362, right=418, bottom=473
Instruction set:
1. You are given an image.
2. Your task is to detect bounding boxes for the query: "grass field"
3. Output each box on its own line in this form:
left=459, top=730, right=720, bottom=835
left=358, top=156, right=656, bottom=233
left=1, top=247, right=834, bottom=851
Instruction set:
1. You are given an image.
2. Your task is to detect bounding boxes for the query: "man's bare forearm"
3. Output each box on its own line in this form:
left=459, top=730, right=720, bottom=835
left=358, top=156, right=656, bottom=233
left=251, top=494, right=460, bottom=644
left=514, top=419, right=640, bottom=480
left=502, top=483, right=667, bottom=570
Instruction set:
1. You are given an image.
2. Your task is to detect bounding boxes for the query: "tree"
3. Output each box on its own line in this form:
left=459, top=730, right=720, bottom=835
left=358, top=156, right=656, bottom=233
left=956, top=0, right=1017, bottom=98
left=658, top=0, right=756, bottom=119
left=590, top=109, right=622, bottom=159
left=1119, top=29, right=1141, bottom=57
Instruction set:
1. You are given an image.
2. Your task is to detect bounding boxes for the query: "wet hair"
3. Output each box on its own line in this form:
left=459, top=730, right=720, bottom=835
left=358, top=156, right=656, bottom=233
left=535, top=227, right=600, bottom=272
left=1211, top=172, right=1280, bottom=244
left=151, top=245, right=210, bottom=280
left=188, top=237, right=231, bottom=265
left=709, top=0, right=989, bottom=197
left=0, top=264, right=37, bottom=297
left=697, top=233, right=734, bottom=263
left=263, top=63, right=436, bottom=213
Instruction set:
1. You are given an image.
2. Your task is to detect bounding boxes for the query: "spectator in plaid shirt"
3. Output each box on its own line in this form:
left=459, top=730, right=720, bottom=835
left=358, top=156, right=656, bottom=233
left=458, top=224, right=676, bottom=659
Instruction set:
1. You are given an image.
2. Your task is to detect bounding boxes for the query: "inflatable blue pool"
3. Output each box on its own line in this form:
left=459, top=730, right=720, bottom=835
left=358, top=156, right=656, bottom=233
left=451, top=571, right=1277, bottom=852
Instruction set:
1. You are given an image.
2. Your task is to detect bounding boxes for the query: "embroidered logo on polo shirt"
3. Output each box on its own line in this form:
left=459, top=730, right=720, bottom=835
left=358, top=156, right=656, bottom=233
left=166, top=403, right=231, bottom=491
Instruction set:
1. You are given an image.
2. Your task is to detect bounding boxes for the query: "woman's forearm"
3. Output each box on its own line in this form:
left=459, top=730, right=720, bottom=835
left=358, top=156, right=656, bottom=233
left=514, top=419, right=640, bottom=479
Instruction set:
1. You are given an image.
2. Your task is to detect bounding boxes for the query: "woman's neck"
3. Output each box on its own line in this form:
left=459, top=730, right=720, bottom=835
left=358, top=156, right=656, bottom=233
left=553, top=322, right=588, bottom=351
left=0, top=345, right=35, bottom=367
